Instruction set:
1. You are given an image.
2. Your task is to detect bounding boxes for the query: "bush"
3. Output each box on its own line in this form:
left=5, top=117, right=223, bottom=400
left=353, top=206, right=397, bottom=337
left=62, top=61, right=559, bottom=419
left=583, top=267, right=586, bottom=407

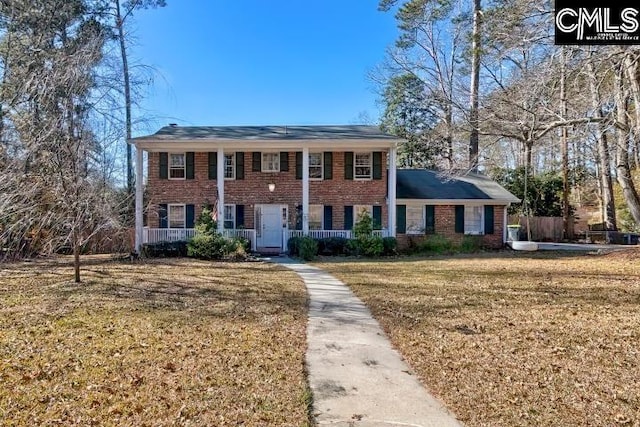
left=141, top=241, right=188, bottom=258
left=287, top=236, right=302, bottom=256
left=460, top=235, right=483, bottom=253
left=358, top=235, right=384, bottom=257
left=187, top=233, right=228, bottom=260
left=382, top=237, right=397, bottom=256
left=317, top=237, right=349, bottom=255
left=298, top=236, right=318, bottom=261
left=415, top=235, right=454, bottom=254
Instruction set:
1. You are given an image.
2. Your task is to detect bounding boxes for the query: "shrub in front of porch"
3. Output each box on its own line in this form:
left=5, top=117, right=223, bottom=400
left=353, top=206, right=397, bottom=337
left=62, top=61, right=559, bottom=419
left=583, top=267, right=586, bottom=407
left=141, top=241, right=188, bottom=257
left=186, top=206, right=249, bottom=260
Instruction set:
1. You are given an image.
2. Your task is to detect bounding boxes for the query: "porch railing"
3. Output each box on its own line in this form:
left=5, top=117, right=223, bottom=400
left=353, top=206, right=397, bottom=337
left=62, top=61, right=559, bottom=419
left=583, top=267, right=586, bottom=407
left=285, top=229, right=390, bottom=241
left=143, top=228, right=257, bottom=252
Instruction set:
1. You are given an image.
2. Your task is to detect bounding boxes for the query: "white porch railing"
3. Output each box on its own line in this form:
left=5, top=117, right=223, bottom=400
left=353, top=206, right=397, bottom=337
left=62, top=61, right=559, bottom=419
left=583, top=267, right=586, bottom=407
left=144, top=228, right=197, bottom=243
left=143, top=228, right=257, bottom=252
left=285, top=229, right=390, bottom=241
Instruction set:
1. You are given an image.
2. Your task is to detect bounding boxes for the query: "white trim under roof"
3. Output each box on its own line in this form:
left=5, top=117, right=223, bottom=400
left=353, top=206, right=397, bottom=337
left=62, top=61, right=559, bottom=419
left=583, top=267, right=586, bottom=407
left=129, top=139, right=399, bottom=152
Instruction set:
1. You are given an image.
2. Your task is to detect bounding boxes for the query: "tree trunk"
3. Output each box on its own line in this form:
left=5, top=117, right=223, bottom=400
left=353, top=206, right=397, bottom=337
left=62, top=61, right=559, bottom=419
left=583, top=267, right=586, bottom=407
left=445, top=104, right=454, bottom=169
left=614, top=62, right=640, bottom=225
left=116, top=0, right=133, bottom=196
left=560, top=47, right=570, bottom=239
left=587, top=57, right=617, bottom=231
left=73, top=228, right=81, bottom=283
left=468, top=0, right=481, bottom=172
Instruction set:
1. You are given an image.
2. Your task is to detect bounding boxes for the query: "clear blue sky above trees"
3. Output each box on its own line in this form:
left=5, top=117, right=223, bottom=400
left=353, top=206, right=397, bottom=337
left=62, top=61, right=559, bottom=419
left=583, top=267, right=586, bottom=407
left=130, top=0, right=397, bottom=133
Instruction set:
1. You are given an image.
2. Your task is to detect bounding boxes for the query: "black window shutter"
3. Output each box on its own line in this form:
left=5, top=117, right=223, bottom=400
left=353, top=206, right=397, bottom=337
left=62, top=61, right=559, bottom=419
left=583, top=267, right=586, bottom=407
left=159, top=152, right=168, bottom=179
left=252, top=152, right=261, bottom=172
left=396, top=205, right=406, bottom=234
left=484, top=205, right=495, bottom=235
left=373, top=205, right=382, bottom=230
left=344, top=152, right=354, bottom=180
left=186, top=204, right=195, bottom=228
left=323, top=205, right=333, bottom=230
left=323, top=152, right=333, bottom=180
left=455, top=205, right=465, bottom=233
left=425, top=205, right=435, bottom=234
left=295, top=152, right=302, bottom=179
left=235, top=152, right=244, bottom=180
left=159, top=204, right=168, bottom=228
left=373, top=152, right=382, bottom=180
left=208, top=152, right=217, bottom=180
left=344, top=206, right=354, bottom=230
left=236, top=205, right=245, bottom=228
left=295, top=205, right=302, bottom=230
left=186, top=152, right=195, bottom=179
left=280, top=152, right=289, bottom=171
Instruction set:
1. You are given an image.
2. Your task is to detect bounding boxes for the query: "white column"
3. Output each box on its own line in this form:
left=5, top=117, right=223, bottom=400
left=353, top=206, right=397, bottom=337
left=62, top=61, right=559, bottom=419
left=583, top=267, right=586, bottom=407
left=135, top=147, right=144, bottom=253
left=388, top=145, right=397, bottom=237
left=217, top=148, right=225, bottom=232
left=503, top=204, right=509, bottom=244
left=302, top=147, right=310, bottom=233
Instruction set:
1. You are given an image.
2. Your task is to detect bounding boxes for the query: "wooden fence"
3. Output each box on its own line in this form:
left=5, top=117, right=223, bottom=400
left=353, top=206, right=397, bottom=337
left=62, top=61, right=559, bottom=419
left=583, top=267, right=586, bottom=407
left=508, top=216, right=574, bottom=242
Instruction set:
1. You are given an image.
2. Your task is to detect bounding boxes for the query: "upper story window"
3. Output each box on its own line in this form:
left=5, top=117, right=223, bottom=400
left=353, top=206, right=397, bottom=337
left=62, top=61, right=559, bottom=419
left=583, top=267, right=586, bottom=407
left=224, top=154, right=235, bottom=179
left=464, top=205, right=484, bottom=235
left=354, top=152, right=372, bottom=179
left=169, top=153, right=185, bottom=179
left=168, top=204, right=185, bottom=228
left=262, top=152, right=280, bottom=172
left=309, top=153, right=323, bottom=179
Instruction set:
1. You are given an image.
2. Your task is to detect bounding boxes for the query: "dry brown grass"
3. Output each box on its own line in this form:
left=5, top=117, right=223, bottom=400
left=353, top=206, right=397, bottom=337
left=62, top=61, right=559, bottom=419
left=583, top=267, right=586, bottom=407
left=0, top=256, right=311, bottom=426
left=317, top=250, right=640, bottom=427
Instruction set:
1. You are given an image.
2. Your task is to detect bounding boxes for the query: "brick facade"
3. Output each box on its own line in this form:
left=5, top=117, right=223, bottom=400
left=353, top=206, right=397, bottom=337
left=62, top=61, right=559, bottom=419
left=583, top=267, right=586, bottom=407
left=146, top=151, right=388, bottom=229
left=395, top=205, right=506, bottom=249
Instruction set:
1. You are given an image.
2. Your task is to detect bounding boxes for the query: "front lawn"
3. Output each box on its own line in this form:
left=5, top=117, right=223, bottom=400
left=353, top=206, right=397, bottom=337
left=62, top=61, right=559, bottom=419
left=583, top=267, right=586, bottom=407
left=0, top=257, right=310, bottom=426
left=316, top=251, right=640, bottom=427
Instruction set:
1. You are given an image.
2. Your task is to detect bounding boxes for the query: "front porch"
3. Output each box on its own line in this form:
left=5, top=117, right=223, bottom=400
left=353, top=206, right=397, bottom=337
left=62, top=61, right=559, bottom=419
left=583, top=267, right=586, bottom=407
left=143, top=228, right=391, bottom=253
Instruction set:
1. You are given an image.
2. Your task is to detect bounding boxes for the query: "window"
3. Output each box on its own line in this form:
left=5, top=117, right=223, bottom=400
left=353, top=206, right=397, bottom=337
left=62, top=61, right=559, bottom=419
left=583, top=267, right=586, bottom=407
left=353, top=205, right=372, bottom=222
left=309, top=205, right=323, bottom=230
left=354, top=152, right=372, bottom=179
left=224, top=154, right=235, bottom=179
left=168, top=204, right=185, bottom=228
left=262, top=152, right=280, bottom=172
left=224, top=204, right=235, bottom=229
left=309, top=153, right=323, bottom=179
left=169, top=153, right=185, bottom=179
left=464, top=205, right=483, bottom=235
left=406, top=206, right=424, bottom=235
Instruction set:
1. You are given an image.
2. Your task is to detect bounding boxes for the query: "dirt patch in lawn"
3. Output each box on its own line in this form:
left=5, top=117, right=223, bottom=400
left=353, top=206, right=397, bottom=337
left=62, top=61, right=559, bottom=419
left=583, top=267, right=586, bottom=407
left=317, top=252, right=640, bottom=427
left=0, top=256, right=310, bottom=426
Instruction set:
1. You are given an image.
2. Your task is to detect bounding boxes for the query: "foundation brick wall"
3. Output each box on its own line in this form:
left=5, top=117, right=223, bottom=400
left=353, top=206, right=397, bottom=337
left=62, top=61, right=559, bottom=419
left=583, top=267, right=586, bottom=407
left=395, top=205, right=506, bottom=250
left=147, top=151, right=388, bottom=229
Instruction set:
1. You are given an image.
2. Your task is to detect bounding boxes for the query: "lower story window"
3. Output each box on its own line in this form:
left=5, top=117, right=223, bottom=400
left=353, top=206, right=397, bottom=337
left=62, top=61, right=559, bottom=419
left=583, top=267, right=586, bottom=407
left=406, top=206, right=424, bottom=234
left=168, top=204, right=185, bottom=228
left=464, top=205, right=483, bottom=235
left=309, top=205, right=323, bottom=230
left=353, top=205, right=372, bottom=221
left=224, top=204, right=235, bottom=229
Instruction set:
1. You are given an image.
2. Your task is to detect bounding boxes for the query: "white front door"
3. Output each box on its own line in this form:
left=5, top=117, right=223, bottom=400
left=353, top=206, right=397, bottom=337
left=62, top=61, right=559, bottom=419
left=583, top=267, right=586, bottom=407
left=256, top=205, right=287, bottom=249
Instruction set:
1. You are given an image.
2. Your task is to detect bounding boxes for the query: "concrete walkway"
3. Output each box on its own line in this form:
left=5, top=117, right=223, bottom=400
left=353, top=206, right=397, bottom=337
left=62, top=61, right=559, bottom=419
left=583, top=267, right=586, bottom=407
left=276, top=257, right=462, bottom=427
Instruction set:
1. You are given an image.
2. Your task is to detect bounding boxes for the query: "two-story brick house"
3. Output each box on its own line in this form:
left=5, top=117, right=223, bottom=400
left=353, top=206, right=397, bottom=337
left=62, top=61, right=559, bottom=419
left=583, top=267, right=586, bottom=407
left=130, top=125, right=400, bottom=252
left=130, top=125, right=518, bottom=253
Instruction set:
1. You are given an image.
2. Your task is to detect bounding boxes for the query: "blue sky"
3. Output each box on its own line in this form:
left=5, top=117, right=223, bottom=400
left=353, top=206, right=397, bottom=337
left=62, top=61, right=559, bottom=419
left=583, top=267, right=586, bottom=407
left=130, top=1, right=398, bottom=133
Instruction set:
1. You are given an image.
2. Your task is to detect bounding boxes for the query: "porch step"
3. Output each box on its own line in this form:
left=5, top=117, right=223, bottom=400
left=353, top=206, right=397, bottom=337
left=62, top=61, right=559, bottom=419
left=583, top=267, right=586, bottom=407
left=256, top=247, right=283, bottom=256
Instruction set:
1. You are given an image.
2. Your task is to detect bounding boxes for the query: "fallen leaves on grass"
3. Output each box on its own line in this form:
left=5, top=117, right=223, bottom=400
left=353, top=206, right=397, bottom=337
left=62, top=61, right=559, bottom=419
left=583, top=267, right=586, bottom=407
left=317, top=252, right=640, bottom=427
left=0, top=256, right=310, bottom=426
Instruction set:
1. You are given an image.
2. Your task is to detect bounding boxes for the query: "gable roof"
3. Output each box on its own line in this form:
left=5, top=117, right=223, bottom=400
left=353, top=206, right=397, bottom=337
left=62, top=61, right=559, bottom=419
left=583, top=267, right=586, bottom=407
left=132, top=125, right=397, bottom=142
left=397, top=169, right=520, bottom=204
